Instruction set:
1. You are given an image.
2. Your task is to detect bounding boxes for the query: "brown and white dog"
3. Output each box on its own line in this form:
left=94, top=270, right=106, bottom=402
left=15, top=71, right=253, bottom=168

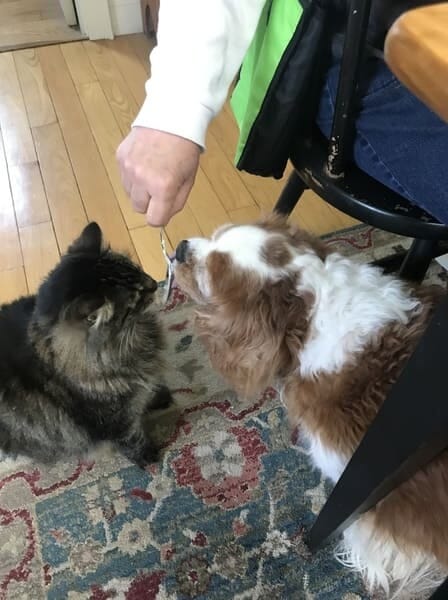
left=174, top=215, right=448, bottom=599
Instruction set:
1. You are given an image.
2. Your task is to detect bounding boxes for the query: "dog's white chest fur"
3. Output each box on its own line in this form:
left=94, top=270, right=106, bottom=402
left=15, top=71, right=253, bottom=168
left=295, top=253, right=420, bottom=377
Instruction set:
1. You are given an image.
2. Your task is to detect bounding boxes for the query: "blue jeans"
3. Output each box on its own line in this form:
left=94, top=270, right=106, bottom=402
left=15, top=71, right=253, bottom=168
left=316, top=59, right=448, bottom=224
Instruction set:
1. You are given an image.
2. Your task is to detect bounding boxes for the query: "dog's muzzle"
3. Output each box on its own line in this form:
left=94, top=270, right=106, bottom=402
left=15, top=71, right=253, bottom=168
left=176, top=240, right=189, bottom=263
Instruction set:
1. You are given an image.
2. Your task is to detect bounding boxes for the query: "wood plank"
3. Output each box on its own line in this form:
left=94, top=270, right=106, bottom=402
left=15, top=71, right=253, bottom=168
left=0, top=131, right=23, bottom=270
left=126, top=33, right=153, bottom=75
left=209, top=104, right=239, bottom=163
left=290, top=190, right=359, bottom=235
left=61, top=42, right=97, bottom=86
left=104, top=37, right=148, bottom=106
left=14, top=48, right=56, bottom=127
left=1, top=9, right=42, bottom=24
left=228, top=205, right=264, bottom=224
left=0, top=268, right=28, bottom=304
left=0, top=0, right=61, bottom=19
left=0, top=52, right=36, bottom=165
left=20, top=221, right=60, bottom=294
left=210, top=105, right=287, bottom=210
left=83, top=40, right=139, bottom=136
left=40, top=0, right=64, bottom=21
left=242, top=172, right=286, bottom=212
left=33, top=122, right=87, bottom=253
left=0, top=18, right=84, bottom=52
left=165, top=205, right=202, bottom=250
left=37, top=45, right=140, bottom=255
left=40, top=7, right=63, bottom=20
left=188, top=167, right=231, bottom=237
left=0, top=0, right=44, bottom=20
left=76, top=80, right=145, bottom=231
left=9, top=161, right=49, bottom=227
left=130, top=226, right=171, bottom=282
left=202, top=130, right=256, bottom=211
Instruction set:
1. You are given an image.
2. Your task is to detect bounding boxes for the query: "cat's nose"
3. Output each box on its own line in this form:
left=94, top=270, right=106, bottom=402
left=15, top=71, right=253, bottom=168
left=176, top=240, right=189, bottom=263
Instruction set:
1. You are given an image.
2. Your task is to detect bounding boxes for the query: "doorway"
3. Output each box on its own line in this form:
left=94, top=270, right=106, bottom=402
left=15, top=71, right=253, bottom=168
left=0, top=0, right=85, bottom=52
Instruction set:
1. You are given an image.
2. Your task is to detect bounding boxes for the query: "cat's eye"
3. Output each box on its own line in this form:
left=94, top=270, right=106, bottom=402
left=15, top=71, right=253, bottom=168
left=86, top=314, right=96, bottom=325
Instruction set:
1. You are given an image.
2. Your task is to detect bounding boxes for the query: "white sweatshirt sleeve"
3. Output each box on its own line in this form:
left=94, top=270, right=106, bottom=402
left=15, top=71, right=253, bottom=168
left=132, top=0, right=267, bottom=148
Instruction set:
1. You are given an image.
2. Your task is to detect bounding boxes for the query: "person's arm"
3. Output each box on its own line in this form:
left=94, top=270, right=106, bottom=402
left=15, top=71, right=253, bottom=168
left=135, top=0, right=266, bottom=148
left=117, top=0, right=266, bottom=226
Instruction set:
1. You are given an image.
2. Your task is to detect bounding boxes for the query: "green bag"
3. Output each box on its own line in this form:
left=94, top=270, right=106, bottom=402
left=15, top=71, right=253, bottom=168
left=231, top=0, right=329, bottom=179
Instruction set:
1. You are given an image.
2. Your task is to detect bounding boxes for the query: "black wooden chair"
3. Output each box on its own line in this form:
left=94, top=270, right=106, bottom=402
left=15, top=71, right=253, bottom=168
left=273, top=1, right=448, bottom=597
left=274, top=0, right=448, bottom=281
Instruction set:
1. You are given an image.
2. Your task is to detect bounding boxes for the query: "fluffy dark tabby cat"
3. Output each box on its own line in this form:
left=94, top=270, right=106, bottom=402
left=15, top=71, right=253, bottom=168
left=0, top=222, right=172, bottom=466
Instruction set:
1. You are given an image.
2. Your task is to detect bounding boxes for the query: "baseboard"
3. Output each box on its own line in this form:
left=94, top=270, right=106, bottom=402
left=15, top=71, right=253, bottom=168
left=109, top=0, right=143, bottom=35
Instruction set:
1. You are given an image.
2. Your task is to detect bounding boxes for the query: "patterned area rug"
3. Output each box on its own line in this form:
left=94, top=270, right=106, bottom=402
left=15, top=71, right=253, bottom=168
left=1, top=226, right=446, bottom=600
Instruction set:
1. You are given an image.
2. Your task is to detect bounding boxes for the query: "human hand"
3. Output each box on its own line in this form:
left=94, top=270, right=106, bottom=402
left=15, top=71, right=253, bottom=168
left=116, top=127, right=201, bottom=226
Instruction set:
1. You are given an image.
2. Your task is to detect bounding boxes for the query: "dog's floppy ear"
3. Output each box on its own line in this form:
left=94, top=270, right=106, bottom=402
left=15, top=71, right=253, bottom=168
left=196, top=278, right=311, bottom=399
left=206, top=251, right=239, bottom=299
left=195, top=311, right=269, bottom=398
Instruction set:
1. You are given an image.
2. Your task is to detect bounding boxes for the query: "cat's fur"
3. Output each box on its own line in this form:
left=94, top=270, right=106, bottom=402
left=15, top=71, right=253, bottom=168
left=0, top=222, right=172, bottom=466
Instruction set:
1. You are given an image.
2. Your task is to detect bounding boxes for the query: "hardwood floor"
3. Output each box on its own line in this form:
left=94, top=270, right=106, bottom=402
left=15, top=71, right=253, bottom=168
left=0, top=33, right=357, bottom=304
left=0, top=0, right=84, bottom=52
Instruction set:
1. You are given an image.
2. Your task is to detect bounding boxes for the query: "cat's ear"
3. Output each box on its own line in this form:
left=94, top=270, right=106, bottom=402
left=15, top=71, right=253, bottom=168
left=68, top=222, right=103, bottom=255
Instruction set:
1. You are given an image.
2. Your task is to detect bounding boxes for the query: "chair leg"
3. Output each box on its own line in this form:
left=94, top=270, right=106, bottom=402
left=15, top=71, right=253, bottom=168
left=372, top=252, right=407, bottom=275
left=374, top=239, right=448, bottom=278
left=429, top=577, right=448, bottom=599
left=274, top=171, right=307, bottom=216
left=398, top=238, right=438, bottom=282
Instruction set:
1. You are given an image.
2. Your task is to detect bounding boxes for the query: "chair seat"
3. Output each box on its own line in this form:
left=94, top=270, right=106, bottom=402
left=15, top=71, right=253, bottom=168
left=290, top=133, right=448, bottom=240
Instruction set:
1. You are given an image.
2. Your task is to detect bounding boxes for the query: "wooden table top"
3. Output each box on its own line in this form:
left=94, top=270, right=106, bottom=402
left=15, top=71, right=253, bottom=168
left=385, top=3, right=448, bottom=124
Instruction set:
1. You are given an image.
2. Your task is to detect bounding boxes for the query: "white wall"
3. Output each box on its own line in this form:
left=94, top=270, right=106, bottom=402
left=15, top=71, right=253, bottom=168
left=109, top=0, right=143, bottom=35
left=75, top=0, right=114, bottom=39
left=58, top=0, right=78, bottom=26
left=75, top=0, right=143, bottom=40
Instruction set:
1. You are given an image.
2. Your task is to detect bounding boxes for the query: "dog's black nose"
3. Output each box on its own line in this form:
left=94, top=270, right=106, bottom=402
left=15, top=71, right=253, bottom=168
left=176, top=240, right=189, bottom=263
